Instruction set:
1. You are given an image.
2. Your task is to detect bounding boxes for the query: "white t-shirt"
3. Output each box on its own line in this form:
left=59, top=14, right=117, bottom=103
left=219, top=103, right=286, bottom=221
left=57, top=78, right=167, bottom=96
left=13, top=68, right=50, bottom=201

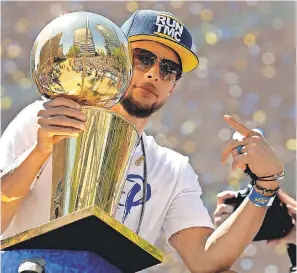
left=0, top=100, right=214, bottom=272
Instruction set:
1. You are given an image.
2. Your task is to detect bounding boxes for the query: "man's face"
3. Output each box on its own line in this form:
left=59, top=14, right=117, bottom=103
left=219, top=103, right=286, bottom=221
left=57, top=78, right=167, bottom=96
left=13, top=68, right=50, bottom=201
left=120, top=40, right=181, bottom=118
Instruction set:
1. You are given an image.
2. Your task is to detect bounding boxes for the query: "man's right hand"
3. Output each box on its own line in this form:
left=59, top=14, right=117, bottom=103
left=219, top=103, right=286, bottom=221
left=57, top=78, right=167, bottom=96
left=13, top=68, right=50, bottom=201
left=36, top=97, right=87, bottom=155
left=213, top=190, right=236, bottom=228
left=1, top=97, right=86, bottom=233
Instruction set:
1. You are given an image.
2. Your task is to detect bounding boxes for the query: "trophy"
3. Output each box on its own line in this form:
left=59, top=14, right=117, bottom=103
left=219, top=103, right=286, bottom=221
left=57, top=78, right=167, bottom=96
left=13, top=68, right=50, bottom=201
left=1, top=12, right=163, bottom=273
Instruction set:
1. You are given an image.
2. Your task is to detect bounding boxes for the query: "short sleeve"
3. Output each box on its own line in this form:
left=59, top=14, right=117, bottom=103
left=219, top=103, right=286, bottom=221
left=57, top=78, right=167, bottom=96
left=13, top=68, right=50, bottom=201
left=162, top=157, right=214, bottom=241
left=0, top=101, right=44, bottom=172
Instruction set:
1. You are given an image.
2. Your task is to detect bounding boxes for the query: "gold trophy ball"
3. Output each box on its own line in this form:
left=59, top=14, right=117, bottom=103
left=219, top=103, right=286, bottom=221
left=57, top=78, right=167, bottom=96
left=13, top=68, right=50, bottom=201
left=30, top=11, right=132, bottom=108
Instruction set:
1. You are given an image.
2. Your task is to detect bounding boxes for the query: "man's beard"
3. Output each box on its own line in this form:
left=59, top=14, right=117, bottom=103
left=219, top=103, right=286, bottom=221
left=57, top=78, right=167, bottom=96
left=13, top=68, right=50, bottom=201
left=120, top=92, right=164, bottom=118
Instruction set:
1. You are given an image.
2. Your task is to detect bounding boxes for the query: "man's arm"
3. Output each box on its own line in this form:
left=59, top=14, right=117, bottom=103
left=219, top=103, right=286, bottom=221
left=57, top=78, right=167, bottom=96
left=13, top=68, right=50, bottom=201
left=1, top=97, right=86, bottom=233
left=170, top=196, right=269, bottom=273
left=169, top=115, right=284, bottom=273
left=1, top=145, right=51, bottom=232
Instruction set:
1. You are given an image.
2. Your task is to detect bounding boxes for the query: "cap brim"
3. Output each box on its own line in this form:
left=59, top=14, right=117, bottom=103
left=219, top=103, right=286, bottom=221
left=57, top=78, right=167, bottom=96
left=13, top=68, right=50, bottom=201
left=128, top=35, right=199, bottom=73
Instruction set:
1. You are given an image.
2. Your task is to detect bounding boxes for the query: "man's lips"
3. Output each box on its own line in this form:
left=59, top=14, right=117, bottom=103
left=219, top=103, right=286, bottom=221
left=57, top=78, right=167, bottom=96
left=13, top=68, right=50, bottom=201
left=135, top=85, right=158, bottom=97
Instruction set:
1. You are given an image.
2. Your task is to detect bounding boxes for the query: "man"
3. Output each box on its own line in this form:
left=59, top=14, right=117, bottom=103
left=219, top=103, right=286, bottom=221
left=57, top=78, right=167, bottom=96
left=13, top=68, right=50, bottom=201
left=1, top=10, right=284, bottom=273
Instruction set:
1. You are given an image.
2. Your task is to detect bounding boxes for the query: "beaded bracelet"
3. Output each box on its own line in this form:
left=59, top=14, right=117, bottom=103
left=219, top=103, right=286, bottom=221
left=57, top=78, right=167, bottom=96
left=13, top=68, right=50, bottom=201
left=250, top=180, right=280, bottom=195
left=244, top=166, right=285, bottom=182
left=257, top=171, right=285, bottom=182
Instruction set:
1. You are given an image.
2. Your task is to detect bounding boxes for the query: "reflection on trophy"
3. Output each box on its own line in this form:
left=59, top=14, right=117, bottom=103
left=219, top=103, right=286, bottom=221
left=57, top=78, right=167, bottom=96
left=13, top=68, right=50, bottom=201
left=2, top=12, right=162, bottom=273
left=31, top=11, right=137, bottom=219
left=31, top=12, right=132, bottom=107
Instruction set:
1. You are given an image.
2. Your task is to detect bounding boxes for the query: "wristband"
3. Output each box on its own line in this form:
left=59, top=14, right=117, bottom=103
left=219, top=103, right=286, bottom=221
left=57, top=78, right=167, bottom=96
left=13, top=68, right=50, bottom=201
left=248, top=187, right=276, bottom=207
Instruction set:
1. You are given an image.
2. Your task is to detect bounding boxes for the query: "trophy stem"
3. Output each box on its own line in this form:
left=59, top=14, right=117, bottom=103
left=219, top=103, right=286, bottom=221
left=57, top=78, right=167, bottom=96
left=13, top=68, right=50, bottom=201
left=51, top=107, right=139, bottom=220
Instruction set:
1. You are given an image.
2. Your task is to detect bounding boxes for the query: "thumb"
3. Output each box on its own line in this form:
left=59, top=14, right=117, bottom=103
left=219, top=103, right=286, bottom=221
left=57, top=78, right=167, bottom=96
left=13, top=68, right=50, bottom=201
left=287, top=205, right=297, bottom=219
left=217, top=191, right=237, bottom=205
left=53, top=135, right=68, bottom=144
left=278, top=189, right=296, bottom=207
left=267, top=239, right=280, bottom=246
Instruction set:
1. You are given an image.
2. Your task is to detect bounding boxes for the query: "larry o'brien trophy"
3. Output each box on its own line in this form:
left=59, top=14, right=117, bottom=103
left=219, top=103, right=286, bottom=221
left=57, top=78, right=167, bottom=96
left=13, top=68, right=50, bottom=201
left=1, top=12, right=163, bottom=273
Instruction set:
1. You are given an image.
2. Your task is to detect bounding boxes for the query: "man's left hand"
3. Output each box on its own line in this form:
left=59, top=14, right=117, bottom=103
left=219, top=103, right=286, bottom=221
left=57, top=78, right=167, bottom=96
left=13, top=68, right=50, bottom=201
left=221, top=115, right=284, bottom=178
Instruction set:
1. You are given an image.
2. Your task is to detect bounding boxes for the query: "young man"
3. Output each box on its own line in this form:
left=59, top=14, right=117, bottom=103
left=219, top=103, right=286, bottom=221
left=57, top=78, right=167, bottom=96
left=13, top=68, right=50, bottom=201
left=1, top=10, right=284, bottom=273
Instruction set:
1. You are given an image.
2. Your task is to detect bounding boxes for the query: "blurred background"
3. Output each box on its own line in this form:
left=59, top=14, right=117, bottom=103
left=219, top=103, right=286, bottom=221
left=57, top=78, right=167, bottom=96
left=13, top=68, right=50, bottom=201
left=1, top=1, right=296, bottom=272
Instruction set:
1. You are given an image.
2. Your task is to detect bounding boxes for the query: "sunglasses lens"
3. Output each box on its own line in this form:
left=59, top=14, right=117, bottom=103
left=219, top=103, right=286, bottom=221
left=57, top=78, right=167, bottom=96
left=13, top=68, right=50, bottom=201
left=134, top=49, right=156, bottom=71
left=160, top=60, right=182, bottom=82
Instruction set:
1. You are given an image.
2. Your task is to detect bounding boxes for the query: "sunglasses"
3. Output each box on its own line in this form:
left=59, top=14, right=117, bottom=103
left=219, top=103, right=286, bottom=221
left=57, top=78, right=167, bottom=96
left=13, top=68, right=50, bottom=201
left=133, top=48, right=182, bottom=83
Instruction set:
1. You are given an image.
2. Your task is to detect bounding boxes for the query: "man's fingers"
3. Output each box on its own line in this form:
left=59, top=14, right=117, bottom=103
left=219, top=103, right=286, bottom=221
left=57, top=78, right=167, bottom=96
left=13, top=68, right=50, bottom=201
left=221, top=135, right=262, bottom=164
left=217, top=191, right=237, bottom=205
left=232, top=154, right=248, bottom=171
left=221, top=138, right=249, bottom=164
left=267, top=239, right=281, bottom=246
left=214, top=214, right=232, bottom=228
left=45, top=97, right=81, bottom=110
left=287, top=205, right=297, bottom=220
left=38, top=107, right=87, bottom=122
left=38, top=115, right=86, bottom=130
left=231, top=146, right=247, bottom=158
left=278, top=189, right=297, bottom=208
left=214, top=204, right=235, bottom=216
left=38, top=125, right=81, bottom=137
left=222, top=115, right=264, bottom=164
left=224, top=115, right=256, bottom=138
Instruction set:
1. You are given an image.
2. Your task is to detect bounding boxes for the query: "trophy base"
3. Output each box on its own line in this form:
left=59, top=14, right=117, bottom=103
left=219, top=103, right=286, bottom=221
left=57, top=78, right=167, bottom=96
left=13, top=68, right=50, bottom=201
left=1, top=206, right=163, bottom=273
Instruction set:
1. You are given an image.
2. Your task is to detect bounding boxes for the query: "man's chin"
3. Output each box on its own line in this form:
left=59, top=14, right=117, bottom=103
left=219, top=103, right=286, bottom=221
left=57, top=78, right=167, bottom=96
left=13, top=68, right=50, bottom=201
left=131, top=92, right=156, bottom=103
left=120, top=95, right=161, bottom=118
left=127, top=94, right=155, bottom=109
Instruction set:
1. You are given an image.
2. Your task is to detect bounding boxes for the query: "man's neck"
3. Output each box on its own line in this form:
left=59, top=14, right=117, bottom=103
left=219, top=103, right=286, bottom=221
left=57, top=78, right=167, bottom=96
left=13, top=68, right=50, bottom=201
left=111, top=103, right=148, bottom=134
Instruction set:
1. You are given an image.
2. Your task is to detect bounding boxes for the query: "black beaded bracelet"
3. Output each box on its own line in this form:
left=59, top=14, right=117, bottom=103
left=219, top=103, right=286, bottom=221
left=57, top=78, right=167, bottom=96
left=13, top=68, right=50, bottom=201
left=251, top=180, right=280, bottom=195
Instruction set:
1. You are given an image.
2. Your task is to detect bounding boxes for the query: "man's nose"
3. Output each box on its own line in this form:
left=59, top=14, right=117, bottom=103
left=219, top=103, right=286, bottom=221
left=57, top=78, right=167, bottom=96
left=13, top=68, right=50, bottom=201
left=145, top=63, right=160, bottom=81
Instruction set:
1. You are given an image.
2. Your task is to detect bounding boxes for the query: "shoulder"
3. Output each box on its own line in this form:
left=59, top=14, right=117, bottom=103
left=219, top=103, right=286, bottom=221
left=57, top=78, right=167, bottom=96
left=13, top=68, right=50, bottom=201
left=143, top=133, right=200, bottom=190
left=2, top=99, right=45, bottom=142
left=10, top=100, right=44, bottom=128
left=17, top=100, right=45, bottom=119
left=144, top=133, right=188, bottom=166
left=143, top=133, right=190, bottom=179
left=0, top=100, right=45, bottom=167
left=5, top=100, right=45, bottom=127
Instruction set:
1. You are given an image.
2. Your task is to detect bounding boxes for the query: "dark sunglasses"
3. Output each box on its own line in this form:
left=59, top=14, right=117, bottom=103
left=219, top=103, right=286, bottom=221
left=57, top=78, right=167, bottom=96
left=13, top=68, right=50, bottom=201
left=133, top=48, right=182, bottom=83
